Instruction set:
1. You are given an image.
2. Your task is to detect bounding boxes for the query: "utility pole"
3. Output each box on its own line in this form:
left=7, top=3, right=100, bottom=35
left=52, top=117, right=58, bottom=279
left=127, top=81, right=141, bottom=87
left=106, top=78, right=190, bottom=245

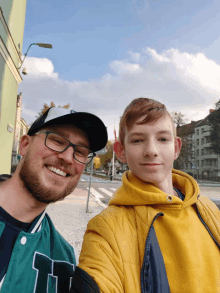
left=112, top=120, right=115, bottom=181
left=86, top=159, right=94, bottom=213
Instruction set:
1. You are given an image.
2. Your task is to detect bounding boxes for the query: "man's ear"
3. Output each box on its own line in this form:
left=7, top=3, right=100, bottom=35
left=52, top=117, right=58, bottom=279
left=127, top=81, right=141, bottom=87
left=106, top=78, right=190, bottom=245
left=19, top=135, right=31, bottom=157
left=114, top=141, right=127, bottom=163
left=174, top=137, right=182, bottom=160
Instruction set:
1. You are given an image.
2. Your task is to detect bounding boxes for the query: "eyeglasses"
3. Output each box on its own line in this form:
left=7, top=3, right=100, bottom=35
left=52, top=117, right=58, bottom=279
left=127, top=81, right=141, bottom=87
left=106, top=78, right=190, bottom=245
left=35, top=130, right=95, bottom=165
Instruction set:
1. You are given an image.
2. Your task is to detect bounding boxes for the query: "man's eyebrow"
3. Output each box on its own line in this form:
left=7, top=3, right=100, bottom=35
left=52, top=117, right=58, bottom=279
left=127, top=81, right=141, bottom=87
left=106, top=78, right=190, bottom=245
left=50, top=129, right=90, bottom=148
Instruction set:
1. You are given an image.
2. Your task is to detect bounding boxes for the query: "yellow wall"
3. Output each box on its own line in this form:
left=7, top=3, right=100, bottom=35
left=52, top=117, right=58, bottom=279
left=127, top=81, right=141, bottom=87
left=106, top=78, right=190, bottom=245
left=0, top=0, right=27, bottom=174
left=0, top=55, right=18, bottom=174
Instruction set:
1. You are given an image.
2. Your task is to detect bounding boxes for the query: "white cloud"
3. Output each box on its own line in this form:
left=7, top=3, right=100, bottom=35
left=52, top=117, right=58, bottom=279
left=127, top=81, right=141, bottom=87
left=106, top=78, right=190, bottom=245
left=147, top=48, right=170, bottom=63
left=109, top=60, right=142, bottom=74
left=19, top=48, right=220, bottom=141
left=127, top=51, right=141, bottom=63
left=20, top=57, right=58, bottom=78
left=146, top=48, right=220, bottom=95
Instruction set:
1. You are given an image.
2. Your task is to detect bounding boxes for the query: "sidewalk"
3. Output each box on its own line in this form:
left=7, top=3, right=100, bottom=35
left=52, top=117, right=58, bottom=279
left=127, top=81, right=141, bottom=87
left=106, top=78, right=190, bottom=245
left=46, top=188, right=102, bottom=257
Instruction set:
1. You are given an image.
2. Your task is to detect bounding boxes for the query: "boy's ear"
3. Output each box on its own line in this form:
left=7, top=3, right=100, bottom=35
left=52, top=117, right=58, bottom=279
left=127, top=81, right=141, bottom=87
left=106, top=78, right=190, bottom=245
left=114, top=141, right=127, bottom=163
left=19, top=135, right=31, bottom=157
left=174, top=137, right=182, bottom=160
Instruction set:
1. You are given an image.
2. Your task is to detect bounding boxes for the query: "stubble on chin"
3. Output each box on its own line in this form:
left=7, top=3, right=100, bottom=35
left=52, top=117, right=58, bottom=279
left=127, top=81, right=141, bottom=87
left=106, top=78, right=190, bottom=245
left=19, top=156, right=76, bottom=204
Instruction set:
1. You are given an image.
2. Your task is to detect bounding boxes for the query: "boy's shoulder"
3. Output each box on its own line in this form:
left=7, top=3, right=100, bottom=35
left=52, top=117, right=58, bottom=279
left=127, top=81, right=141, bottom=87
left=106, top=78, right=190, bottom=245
left=197, top=195, right=220, bottom=218
left=197, top=195, right=220, bottom=243
left=87, top=204, right=158, bottom=232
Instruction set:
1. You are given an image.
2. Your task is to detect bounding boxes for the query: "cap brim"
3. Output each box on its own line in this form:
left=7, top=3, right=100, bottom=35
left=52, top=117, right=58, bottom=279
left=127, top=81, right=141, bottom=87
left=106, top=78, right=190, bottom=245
left=28, top=112, right=108, bottom=153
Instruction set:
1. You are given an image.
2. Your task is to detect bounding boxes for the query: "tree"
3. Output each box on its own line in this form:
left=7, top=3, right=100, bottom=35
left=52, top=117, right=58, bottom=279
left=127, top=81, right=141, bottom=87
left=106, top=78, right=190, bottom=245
left=93, top=156, right=101, bottom=169
left=208, top=102, right=220, bottom=155
left=36, top=102, right=70, bottom=117
left=99, top=140, right=114, bottom=169
left=215, top=99, right=220, bottom=110
left=174, top=134, right=194, bottom=170
left=171, top=112, right=194, bottom=171
left=170, top=111, right=188, bottom=128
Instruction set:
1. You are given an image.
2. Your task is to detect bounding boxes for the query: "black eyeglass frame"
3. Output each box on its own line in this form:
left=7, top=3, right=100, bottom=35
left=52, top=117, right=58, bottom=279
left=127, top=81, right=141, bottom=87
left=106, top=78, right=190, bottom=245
left=35, top=130, right=96, bottom=165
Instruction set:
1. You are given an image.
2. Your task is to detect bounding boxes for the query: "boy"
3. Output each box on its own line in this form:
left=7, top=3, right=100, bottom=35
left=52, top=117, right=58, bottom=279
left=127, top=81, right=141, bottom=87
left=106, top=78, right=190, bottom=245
left=71, top=98, right=220, bottom=293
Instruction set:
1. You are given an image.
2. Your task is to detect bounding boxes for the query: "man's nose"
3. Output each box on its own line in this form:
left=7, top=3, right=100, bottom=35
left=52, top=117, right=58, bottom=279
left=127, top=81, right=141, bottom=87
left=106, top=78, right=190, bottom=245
left=57, top=146, right=75, bottom=163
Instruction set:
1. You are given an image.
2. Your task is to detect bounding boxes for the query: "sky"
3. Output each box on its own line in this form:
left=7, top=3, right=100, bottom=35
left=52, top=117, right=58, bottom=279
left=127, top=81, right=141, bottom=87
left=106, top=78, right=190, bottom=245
left=19, top=0, right=220, bottom=140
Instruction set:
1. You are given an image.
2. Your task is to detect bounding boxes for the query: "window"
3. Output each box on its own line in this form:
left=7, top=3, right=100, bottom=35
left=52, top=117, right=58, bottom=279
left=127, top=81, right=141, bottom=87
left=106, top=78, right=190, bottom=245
left=201, top=160, right=204, bottom=167
left=196, top=129, right=199, bottom=135
left=201, top=138, right=204, bottom=145
left=201, top=149, right=204, bottom=156
left=197, top=160, right=199, bottom=167
left=201, top=128, right=204, bottom=134
left=186, top=163, right=188, bottom=169
left=196, top=149, right=199, bottom=156
left=197, top=139, right=199, bottom=146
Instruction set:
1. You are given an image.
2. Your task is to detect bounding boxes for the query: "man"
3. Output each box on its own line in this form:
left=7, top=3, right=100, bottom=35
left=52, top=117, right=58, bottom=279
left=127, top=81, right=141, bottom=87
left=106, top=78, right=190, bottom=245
left=0, top=107, right=108, bottom=292
left=71, top=97, right=220, bottom=293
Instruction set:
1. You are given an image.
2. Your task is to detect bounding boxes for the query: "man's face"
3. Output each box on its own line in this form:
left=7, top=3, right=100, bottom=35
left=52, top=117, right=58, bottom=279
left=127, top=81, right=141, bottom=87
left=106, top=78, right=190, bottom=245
left=122, top=115, right=181, bottom=188
left=19, top=125, right=88, bottom=204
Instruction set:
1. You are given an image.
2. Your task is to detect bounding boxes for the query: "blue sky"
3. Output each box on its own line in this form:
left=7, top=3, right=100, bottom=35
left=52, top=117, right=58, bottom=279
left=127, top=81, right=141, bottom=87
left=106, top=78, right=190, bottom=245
left=20, top=0, right=220, bottom=140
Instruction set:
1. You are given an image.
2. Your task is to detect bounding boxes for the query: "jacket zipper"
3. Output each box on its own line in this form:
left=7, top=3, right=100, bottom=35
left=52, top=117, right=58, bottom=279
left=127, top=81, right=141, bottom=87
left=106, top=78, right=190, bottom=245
left=195, top=204, right=220, bottom=249
left=140, top=203, right=220, bottom=293
left=140, top=212, right=164, bottom=293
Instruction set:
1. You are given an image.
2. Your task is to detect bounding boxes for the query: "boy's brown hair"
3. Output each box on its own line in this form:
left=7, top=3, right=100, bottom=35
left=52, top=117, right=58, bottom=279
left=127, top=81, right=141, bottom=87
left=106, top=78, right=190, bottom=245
left=119, top=97, right=176, bottom=146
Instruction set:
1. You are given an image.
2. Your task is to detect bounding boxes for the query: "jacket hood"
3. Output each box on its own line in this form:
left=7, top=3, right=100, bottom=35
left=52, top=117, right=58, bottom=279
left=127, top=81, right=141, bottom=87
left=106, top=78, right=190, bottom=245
left=109, top=169, right=200, bottom=209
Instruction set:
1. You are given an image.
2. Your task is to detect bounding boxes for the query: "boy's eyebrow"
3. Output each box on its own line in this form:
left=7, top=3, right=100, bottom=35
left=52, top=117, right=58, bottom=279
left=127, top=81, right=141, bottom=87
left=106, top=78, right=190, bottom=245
left=128, top=130, right=172, bottom=139
left=156, top=130, right=172, bottom=135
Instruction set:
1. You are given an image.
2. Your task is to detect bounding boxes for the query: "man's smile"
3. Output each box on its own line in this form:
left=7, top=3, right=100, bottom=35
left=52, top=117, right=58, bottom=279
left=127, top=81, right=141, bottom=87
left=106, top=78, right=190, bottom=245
left=46, top=165, right=70, bottom=177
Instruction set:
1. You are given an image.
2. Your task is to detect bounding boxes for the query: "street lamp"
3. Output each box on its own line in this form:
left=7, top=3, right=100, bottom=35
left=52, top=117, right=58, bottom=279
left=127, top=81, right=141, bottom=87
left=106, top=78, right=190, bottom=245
left=17, top=43, right=53, bottom=70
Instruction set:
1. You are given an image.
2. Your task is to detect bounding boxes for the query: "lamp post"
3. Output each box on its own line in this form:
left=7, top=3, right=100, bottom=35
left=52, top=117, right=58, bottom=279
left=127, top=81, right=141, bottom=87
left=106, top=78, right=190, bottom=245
left=17, top=43, right=53, bottom=70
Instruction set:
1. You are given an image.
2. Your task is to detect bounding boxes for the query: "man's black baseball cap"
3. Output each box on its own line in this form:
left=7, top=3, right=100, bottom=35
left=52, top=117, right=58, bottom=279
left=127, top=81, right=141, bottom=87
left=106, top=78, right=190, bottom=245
left=28, top=107, right=108, bottom=152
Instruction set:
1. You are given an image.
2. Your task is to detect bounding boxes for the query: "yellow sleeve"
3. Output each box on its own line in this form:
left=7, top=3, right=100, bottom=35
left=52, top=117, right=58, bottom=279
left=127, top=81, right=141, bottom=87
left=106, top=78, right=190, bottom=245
left=78, top=214, right=124, bottom=293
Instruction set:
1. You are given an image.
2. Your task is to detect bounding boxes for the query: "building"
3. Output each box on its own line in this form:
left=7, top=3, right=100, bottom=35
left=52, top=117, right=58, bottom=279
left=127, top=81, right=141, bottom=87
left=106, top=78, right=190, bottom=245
left=177, top=109, right=220, bottom=180
left=0, top=0, right=27, bottom=174
left=194, top=110, right=220, bottom=180
left=11, top=92, right=29, bottom=169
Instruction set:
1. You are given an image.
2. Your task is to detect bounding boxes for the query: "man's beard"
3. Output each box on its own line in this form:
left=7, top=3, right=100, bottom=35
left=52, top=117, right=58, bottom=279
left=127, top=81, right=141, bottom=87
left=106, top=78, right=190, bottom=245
left=19, top=154, right=76, bottom=204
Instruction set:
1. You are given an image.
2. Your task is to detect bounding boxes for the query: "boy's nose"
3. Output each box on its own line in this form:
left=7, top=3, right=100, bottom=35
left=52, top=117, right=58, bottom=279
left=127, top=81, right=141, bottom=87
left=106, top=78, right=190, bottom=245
left=143, top=141, right=159, bottom=157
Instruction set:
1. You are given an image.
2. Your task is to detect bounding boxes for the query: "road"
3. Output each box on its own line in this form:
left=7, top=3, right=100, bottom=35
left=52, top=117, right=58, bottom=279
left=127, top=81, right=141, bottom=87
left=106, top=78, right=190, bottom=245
left=79, top=173, right=220, bottom=209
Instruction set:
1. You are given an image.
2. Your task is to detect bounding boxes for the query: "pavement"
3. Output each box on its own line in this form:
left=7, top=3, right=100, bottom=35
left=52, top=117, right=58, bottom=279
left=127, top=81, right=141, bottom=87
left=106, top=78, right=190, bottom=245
left=47, top=182, right=220, bottom=259
left=47, top=188, right=102, bottom=257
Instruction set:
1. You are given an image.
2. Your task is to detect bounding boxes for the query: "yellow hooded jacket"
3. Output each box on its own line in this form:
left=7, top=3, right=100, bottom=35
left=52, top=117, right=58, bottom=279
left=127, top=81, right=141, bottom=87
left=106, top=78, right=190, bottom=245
left=78, top=169, right=220, bottom=293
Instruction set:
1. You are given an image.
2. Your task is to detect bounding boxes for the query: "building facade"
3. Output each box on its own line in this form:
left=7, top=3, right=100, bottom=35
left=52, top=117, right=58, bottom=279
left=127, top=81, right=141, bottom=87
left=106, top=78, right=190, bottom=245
left=0, top=0, right=27, bottom=174
left=178, top=110, right=220, bottom=180
left=11, top=92, right=29, bottom=169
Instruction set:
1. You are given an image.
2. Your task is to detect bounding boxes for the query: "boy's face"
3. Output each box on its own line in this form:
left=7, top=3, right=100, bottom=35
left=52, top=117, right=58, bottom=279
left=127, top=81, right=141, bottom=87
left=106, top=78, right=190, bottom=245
left=117, top=114, right=181, bottom=188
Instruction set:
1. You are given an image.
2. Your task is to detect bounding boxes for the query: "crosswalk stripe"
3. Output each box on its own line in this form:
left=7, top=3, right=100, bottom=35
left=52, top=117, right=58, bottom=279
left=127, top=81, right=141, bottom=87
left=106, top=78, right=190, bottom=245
left=86, top=188, right=107, bottom=209
left=110, top=188, right=117, bottom=192
left=87, top=188, right=104, bottom=199
left=98, top=188, right=113, bottom=197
